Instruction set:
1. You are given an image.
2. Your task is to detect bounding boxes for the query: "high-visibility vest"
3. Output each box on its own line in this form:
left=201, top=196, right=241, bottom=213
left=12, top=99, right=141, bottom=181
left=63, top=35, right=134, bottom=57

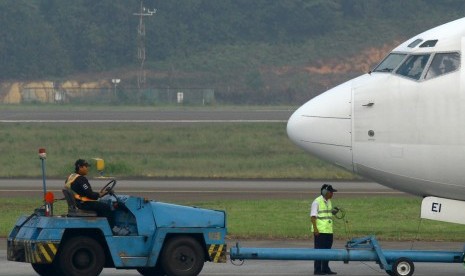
left=311, top=195, right=333, bottom=234
left=65, top=173, right=96, bottom=202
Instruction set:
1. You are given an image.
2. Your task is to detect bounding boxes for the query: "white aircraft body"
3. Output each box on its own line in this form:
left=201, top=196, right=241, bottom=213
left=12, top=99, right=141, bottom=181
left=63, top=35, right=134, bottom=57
left=287, top=17, right=465, bottom=224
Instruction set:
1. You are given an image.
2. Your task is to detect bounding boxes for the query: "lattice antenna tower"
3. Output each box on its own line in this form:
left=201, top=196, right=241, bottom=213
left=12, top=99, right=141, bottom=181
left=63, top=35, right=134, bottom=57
left=134, top=0, right=156, bottom=89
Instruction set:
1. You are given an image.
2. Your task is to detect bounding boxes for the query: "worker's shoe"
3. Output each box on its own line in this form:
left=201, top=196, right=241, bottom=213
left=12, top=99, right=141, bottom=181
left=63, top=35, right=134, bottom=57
left=314, top=272, right=325, bottom=275
left=325, top=271, right=337, bottom=275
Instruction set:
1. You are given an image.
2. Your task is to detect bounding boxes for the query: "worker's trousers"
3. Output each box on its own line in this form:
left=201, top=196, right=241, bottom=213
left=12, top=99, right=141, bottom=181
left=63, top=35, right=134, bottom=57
left=77, top=200, right=115, bottom=227
left=314, top=233, right=334, bottom=273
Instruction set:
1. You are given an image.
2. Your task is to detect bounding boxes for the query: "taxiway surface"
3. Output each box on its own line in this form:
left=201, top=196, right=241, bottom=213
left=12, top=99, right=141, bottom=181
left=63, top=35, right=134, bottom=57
left=1, top=239, right=463, bottom=276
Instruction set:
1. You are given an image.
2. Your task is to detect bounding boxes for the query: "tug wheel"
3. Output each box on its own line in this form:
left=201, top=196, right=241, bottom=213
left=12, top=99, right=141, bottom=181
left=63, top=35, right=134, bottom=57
left=161, top=236, right=205, bottom=276
left=56, top=236, right=105, bottom=276
left=391, top=257, right=415, bottom=276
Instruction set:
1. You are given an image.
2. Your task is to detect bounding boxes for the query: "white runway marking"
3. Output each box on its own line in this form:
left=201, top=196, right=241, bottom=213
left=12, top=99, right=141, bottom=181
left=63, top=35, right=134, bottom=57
left=0, top=189, right=403, bottom=194
left=0, top=120, right=286, bottom=123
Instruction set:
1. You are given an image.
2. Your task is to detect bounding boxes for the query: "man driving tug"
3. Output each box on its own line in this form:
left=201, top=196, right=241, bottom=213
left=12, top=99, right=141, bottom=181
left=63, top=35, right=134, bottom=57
left=65, top=159, right=115, bottom=229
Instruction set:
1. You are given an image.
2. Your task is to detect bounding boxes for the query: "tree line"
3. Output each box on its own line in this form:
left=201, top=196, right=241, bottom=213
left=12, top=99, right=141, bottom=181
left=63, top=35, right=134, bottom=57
left=1, top=0, right=464, bottom=103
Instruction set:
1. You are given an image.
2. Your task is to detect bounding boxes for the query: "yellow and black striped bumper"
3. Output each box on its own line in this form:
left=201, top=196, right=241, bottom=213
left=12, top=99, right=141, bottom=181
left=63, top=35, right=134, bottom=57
left=7, top=240, right=59, bottom=264
left=208, top=244, right=227, bottom=263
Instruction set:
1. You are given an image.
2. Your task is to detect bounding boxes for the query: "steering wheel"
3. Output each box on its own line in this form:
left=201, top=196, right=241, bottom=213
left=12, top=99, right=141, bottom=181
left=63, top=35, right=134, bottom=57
left=100, top=179, right=117, bottom=196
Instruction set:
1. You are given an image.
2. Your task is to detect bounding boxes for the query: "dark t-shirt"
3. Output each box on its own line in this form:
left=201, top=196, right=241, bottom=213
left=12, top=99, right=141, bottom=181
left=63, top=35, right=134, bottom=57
left=70, top=175, right=99, bottom=200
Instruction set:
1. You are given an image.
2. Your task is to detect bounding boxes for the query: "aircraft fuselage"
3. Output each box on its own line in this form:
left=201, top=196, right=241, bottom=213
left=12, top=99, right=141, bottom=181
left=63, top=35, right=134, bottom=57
left=287, top=17, right=465, bottom=201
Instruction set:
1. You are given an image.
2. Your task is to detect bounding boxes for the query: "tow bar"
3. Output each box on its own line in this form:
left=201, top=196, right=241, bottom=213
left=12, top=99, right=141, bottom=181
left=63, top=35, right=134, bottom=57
left=230, top=236, right=464, bottom=276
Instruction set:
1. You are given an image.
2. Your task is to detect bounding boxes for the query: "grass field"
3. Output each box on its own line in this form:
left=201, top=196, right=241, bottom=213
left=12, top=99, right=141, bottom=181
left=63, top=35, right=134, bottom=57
left=0, top=122, right=356, bottom=180
left=3, top=196, right=465, bottom=241
left=194, top=197, right=465, bottom=241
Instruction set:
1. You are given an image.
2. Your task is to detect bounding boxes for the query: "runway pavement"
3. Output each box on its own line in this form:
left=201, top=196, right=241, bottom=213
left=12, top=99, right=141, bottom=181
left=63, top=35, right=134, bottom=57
left=2, top=238, right=464, bottom=275
left=0, top=108, right=293, bottom=123
left=0, top=179, right=407, bottom=201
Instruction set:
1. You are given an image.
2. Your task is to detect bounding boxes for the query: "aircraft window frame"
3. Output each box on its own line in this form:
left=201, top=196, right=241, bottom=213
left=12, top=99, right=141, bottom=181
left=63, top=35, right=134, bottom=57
left=395, top=54, right=431, bottom=81
left=419, top=40, right=438, bottom=48
left=424, top=52, right=460, bottom=80
left=408, top=39, right=423, bottom=48
left=373, top=53, right=407, bottom=73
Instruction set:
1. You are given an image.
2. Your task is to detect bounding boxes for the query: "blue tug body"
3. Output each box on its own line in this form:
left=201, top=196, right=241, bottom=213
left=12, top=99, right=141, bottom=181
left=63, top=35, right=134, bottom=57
left=8, top=191, right=227, bottom=276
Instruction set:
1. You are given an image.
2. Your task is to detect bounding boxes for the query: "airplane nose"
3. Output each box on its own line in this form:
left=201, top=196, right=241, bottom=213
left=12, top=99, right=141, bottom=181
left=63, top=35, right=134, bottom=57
left=287, top=81, right=353, bottom=171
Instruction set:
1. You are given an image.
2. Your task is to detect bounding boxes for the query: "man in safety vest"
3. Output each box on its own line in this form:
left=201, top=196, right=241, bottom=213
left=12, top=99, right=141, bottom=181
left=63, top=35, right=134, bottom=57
left=65, top=159, right=114, bottom=227
left=310, top=184, right=338, bottom=275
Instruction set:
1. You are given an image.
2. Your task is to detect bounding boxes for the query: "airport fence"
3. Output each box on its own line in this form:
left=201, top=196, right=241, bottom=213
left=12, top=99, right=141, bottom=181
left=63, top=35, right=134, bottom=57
left=17, top=87, right=215, bottom=105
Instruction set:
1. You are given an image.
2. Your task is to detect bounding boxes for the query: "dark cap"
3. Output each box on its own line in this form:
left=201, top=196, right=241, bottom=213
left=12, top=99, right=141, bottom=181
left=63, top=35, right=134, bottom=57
left=75, top=159, right=90, bottom=168
left=321, top=184, right=337, bottom=193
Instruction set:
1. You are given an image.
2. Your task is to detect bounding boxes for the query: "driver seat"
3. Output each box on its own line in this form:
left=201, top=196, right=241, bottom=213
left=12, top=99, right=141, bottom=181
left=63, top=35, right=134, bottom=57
left=62, top=189, right=98, bottom=217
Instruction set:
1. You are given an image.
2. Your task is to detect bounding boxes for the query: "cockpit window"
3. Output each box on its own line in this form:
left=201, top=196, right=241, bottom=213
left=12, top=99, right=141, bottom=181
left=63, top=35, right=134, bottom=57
left=373, top=53, right=407, bottom=73
left=408, top=39, right=423, bottom=48
left=420, top=40, right=438, bottom=48
left=425, top=52, right=460, bottom=80
left=395, top=54, right=431, bottom=80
